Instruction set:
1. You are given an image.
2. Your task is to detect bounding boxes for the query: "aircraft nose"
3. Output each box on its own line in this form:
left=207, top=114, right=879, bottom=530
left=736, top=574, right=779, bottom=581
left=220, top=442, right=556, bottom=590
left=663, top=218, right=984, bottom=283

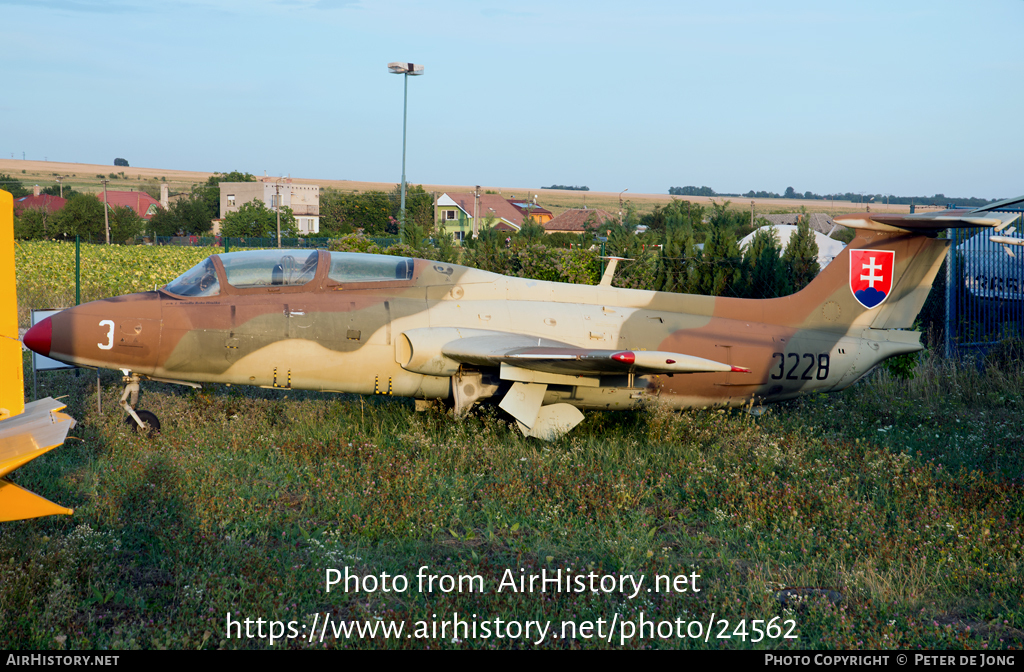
left=23, top=317, right=52, bottom=357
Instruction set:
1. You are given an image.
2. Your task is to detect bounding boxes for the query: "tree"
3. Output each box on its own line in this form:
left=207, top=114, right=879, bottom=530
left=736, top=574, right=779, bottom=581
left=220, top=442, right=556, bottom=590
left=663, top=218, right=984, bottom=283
left=698, top=226, right=743, bottom=296
left=319, top=188, right=354, bottom=236
left=147, top=194, right=215, bottom=237
left=220, top=200, right=297, bottom=239
left=13, top=209, right=52, bottom=239
left=668, top=186, right=715, bottom=197
left=389, top=184, right=435, bottom=234
left=114, top=158, right=129, bottom=167
left=435, top=230, right=459, bottom=264
left=108, top=205, right=144, bottom=243
left=743, top=224, right=791, bottom=298
left=643, top=199, right=706, bottom=235
left=40, top=184, right=79, bottom=199
left=319, top=188, right=392, bottom=236
left=0, top=173, right=30, bottom=198
left=655, top=217, right=699, bottom=294
left=782, top=216, right=820, bottom=291
left=54, top=194, right=105, bottom=240
left=461, top=220, right=506, bottom=273
left=514, top=218, right=546, bottom=246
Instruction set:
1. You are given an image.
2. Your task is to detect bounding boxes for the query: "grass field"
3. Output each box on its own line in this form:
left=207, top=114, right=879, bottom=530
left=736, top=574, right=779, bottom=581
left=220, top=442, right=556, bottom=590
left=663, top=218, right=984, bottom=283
left=4, top=242, right=1022, bottom=650
left=2, top=351, right=1021, bottom=650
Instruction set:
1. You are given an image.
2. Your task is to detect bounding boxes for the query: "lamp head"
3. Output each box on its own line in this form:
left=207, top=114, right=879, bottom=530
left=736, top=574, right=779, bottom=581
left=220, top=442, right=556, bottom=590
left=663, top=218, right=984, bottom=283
left=388, top=62, right=424, bottom=76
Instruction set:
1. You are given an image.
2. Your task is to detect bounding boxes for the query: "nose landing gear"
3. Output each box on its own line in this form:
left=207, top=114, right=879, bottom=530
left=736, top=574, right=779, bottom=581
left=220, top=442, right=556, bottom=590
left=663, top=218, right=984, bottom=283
left=120, top=372, right=160, bottom=437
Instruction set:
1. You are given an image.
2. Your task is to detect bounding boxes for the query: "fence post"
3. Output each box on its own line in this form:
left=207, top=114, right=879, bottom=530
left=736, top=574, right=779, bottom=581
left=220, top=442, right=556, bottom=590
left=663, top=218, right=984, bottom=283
left=944, top=232, right=953, bottom=359
left=75, top=235, right=80, bottom=306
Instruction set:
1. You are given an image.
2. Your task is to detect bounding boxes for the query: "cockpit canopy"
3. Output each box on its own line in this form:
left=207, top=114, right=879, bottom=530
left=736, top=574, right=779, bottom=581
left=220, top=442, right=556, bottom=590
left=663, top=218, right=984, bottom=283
left=164, top=257, right=220, bottom=297
left=327, top=252, right=413, bottom=283
left=219, top=250, right=319, bottom=288
left=163, top=250, right=416, bottom=298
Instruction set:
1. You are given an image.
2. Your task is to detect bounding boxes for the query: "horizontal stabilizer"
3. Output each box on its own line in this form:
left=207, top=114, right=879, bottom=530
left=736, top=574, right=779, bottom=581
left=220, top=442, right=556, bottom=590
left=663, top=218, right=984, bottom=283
left=0, top=397, right=76, bottom=522
left=0, top=479, right=73, bottom=522
left=835, top=209, right=1022, bottom=234
left=835, top=196, right=1024, bottom=234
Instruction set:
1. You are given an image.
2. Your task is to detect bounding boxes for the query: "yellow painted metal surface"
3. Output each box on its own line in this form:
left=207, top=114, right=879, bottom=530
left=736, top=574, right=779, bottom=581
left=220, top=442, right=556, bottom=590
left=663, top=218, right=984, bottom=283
left=0, top=480, right=74, bottom=522
left=0, top=189, right=24, bottom=420
left=0, top=189, right=75, bottom=522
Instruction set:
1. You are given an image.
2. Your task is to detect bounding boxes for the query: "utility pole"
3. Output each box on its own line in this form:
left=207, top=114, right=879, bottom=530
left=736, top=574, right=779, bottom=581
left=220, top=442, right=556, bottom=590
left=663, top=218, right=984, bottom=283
left=473, top=186, right=480, bottom=239
left=102, top=179, right=110, bottom=244
left=56, top=175, right=66, bottom=198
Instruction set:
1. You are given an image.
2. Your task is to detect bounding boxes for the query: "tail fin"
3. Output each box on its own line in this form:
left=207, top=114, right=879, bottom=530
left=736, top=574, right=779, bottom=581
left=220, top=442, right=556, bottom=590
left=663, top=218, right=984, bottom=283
left=720, top=201, right=1022, bottom=332
left=1, top=188, right=75, bottom=522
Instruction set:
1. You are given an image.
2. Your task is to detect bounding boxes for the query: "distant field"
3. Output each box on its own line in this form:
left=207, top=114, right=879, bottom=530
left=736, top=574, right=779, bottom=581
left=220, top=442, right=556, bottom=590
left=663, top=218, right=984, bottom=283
left=0, top=159, right=909, bottom=217
left=0, top=159, right=213, bottom=199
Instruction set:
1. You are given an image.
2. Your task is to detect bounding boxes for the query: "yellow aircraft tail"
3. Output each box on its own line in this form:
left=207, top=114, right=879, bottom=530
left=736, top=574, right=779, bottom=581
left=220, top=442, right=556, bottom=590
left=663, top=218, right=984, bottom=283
left=1, top=188, right=75, bottom=522
left=0, top=399, right=76, bottom=521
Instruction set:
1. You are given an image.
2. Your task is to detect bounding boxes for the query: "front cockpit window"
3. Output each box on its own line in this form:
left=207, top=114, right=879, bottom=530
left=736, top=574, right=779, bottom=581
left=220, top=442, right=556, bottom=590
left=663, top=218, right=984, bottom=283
left=219, top=250, right=319, bottom=288
left=327, top=252, right=414, bottom=284
left=164, top=257, right=221, bottom=297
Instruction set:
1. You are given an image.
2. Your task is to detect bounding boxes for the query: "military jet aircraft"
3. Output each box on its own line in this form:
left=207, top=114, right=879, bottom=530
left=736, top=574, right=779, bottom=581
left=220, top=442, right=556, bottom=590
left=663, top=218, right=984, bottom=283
left=22, top=199, right=1022, bottom=440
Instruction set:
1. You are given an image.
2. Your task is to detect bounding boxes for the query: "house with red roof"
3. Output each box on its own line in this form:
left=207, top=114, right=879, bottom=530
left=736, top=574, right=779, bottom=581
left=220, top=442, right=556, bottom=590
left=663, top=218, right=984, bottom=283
left=542, top=208, right=616, bottom=235
left=506, top=199, right=553, bottom=225
left=13, top=194, right=67, bottom=217
left=437, top=192, right=560, bottom=243
left=436, top=193, right=525, bottom=242
left=97, top=190, right=163, bottom=220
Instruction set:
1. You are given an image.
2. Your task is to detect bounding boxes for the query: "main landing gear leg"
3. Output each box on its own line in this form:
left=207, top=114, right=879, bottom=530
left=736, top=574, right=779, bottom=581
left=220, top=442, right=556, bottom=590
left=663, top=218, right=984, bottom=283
left=120, top=372, right=160, bottom=436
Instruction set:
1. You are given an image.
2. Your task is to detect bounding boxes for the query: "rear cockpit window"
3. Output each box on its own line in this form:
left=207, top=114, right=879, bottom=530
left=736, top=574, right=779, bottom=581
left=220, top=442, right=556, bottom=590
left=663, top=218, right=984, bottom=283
left=164, top=257, right=221, bottom=297
left=219, top=250, right=319, bottom=288
left=328, top=252, right=413, bottom=283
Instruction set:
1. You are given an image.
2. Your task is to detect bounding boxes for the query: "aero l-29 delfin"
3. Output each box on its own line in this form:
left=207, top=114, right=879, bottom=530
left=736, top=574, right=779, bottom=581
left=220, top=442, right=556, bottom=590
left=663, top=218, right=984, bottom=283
left=22, top=199, right=1024, bottom=440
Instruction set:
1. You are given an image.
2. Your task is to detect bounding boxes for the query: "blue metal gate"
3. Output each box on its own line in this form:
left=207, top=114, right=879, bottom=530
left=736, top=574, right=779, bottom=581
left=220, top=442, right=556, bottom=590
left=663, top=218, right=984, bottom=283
left=944, top=210, right=1024, bottom=357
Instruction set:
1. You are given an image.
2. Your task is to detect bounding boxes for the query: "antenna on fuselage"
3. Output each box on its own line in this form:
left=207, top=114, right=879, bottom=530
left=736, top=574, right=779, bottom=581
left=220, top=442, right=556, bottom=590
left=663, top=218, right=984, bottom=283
left=598, top=256, right=631, bottom=287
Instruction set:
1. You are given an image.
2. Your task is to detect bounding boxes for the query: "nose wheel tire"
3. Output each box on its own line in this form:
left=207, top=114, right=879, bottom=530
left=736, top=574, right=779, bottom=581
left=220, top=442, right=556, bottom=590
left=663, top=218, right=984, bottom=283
left=124, top=410, right=161, bottom=437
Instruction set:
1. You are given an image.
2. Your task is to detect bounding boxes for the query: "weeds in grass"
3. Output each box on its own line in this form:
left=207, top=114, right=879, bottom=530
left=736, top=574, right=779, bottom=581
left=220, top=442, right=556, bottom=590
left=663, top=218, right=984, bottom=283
left=4, top=334, right=1023, bottom=649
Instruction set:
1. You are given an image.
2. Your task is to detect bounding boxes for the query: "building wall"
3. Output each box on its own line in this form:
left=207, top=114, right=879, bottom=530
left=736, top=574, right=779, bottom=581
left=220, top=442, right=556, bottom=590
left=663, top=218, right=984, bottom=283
left=440, top=214, right=473, bottom=242
left=219, top=182, right=320, bottom=235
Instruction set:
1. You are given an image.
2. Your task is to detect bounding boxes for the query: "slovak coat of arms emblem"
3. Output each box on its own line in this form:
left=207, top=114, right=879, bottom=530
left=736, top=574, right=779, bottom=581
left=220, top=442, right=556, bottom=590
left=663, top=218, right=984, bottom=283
left=850, top=249, right=895, bottom=309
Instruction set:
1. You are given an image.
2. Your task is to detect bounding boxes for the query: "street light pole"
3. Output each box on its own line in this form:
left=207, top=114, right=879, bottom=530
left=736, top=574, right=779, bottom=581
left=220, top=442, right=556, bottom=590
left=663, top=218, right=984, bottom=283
left=388, top=62, right=424, bottom=244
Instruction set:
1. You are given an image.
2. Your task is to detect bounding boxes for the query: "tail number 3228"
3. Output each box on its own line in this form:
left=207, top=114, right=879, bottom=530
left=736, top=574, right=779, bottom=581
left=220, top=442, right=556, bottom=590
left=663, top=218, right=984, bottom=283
left=770, top=352, right=830, bottom=380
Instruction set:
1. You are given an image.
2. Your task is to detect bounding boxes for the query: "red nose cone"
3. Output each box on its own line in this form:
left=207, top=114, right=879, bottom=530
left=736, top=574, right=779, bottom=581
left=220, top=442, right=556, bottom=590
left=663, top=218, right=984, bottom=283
left=23, top=317, right=52, bottom=357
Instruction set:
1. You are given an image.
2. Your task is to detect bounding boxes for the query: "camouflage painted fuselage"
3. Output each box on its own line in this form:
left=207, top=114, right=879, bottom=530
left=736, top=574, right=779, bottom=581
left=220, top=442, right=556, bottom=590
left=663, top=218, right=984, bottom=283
left=28, top=228, right=945, bottom=429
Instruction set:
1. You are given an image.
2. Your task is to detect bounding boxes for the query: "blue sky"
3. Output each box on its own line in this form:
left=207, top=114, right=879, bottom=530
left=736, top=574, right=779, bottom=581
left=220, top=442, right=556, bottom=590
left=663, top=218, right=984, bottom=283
left=3, top=0, right=1022, bottom=198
